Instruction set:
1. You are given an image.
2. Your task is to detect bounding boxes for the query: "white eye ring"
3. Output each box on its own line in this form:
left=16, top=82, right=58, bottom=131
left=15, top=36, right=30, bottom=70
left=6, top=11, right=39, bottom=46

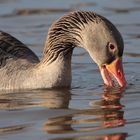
left=108, top=42, right=115, bottom=51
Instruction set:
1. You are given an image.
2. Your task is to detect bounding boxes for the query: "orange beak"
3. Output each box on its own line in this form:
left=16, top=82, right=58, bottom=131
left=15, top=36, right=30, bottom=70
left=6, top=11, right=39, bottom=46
left=99, top=58, right=126, bottom=87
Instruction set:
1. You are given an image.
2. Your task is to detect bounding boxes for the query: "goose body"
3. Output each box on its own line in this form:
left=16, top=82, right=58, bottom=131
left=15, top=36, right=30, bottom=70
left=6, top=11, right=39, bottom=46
left=0, top=11, right=126, bottom=90
left=0, top=32, right=71, bottom=89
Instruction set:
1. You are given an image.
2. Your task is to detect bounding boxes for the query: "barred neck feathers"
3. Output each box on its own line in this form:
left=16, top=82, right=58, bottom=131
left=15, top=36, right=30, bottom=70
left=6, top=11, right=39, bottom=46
left=41, top=11, right=102, bottom=65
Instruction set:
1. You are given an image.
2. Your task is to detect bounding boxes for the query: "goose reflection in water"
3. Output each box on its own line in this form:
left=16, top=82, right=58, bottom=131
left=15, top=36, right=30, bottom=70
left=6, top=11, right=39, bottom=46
left=47, top=133, right=128, bottom=140
left=43, top=87, right=127, bottom=140
left=0, top=89, right=71, bottom=135
left=0, top=88, right=127, bottom=140
left=0, top=89, right=71, bottom=110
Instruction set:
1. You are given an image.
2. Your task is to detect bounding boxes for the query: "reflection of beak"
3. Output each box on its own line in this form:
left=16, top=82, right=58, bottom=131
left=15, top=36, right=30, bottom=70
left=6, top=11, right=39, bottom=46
left=99, top=58, right=126, bottom=87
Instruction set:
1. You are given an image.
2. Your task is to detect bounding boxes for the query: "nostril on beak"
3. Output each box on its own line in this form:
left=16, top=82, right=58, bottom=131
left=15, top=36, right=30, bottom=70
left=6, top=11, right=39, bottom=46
left=102, top=65, right=106, bottom=69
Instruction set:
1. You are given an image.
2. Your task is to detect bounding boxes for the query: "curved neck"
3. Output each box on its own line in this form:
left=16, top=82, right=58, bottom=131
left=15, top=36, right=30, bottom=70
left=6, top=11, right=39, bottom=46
left=35, top=11, right=102, bottom=88
left=36, top=27, right=81, bottom=88
left=41, top=11, right=102, bottom=65
left=41, top=22, right=83, bottom=65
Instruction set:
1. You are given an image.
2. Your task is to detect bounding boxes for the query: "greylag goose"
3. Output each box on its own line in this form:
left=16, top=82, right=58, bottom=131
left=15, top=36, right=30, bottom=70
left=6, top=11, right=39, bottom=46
left=0, top=11, right=126, bottom=90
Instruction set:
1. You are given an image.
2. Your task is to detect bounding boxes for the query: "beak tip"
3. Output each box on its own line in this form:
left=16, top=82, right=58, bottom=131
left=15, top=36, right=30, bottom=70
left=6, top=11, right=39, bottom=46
left=100, top=58, right=126, bottom=89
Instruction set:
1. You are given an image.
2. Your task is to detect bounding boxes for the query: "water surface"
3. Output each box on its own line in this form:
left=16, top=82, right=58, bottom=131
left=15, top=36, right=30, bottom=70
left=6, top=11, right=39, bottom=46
left=0, top=0, right=140, bottom=139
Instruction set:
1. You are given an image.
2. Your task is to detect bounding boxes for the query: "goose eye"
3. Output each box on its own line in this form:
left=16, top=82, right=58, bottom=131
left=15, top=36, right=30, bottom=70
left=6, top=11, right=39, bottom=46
left=107, top=42, right=115, bottom=51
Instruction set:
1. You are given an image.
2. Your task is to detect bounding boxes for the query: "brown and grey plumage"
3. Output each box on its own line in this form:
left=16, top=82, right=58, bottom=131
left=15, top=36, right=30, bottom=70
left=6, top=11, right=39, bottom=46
left=0, top=11, right=126, bottom=90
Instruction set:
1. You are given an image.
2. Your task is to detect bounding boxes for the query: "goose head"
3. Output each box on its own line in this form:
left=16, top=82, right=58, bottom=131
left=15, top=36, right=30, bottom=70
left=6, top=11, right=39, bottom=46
left=80, top=14, right=126, bottom=87
left=45, top=11, right=126, bottom=88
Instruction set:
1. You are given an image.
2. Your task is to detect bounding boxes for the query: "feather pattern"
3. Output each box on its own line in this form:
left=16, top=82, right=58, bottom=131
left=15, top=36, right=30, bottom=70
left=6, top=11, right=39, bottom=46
left=0, top=31, right=39, bottom=66
left=42, top=11, right=102, bottom=64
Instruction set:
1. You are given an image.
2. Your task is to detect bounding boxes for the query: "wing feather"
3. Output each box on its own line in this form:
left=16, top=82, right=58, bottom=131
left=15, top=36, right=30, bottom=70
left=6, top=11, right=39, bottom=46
left=0, top=31, right=39, bottom=68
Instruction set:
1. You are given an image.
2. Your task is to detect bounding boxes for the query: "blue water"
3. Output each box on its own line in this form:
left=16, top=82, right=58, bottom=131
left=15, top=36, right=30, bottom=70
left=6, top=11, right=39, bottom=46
left=0, top=0, right=140, bottom=139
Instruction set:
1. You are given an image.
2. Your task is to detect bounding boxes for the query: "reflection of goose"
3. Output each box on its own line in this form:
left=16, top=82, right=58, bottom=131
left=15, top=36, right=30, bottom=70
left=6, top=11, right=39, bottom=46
left=0, top=89, right=71, bottom=109
left=0, top=11, right=126, bottom=90
left=44, top=89, right=126, bottom=136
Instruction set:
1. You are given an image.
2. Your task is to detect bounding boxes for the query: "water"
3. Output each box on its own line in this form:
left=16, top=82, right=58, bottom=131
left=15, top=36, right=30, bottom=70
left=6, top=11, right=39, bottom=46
left=0, top=0, right=140, bottom=139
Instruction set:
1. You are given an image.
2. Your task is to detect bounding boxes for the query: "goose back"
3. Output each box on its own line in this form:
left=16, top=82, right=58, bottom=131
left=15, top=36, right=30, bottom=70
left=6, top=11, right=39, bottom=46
left=0, top=31, right=39, bottom=69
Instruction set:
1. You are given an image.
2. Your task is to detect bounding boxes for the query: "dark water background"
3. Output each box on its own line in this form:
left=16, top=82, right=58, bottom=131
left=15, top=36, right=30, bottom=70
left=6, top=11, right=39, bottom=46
left=0, top=0, right=140, bottom=139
